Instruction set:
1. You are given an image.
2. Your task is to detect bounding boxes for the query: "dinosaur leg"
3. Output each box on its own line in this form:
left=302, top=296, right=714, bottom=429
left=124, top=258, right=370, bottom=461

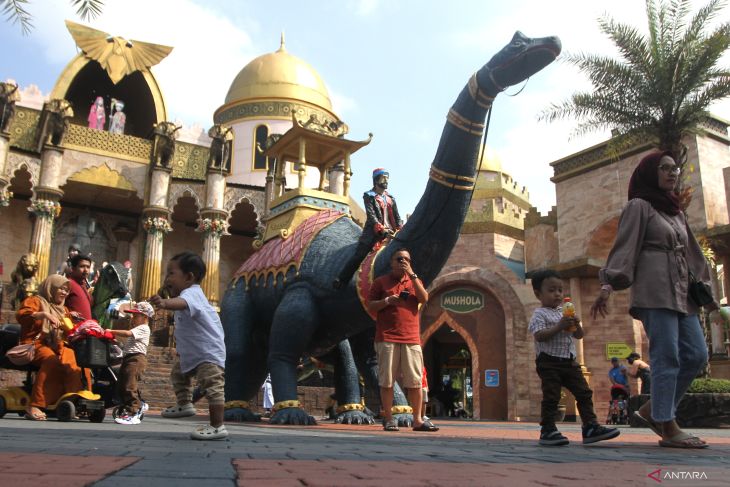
left=332, top=339, right=374, bottom=425
left=267, top=285, right=318, bottom=425
left=221, top=278, right=268, bottom=422
left=349, top=328, right=414, bottom=427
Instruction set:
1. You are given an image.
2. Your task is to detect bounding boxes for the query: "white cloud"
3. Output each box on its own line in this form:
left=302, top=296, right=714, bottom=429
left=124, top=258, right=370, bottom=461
left=354, top=0, right=380, bottom=16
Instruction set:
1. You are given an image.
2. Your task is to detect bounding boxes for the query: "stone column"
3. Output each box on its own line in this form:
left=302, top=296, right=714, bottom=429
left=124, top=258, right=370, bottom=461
left=198, top=164, right=229, bottom=306
left=139, top=162, right=173, bottom=299
left=0, top=132, right=12, bottom=208
left=296, top=138, right=307, bottom=189
left=28, top=187, right=63, bottom=281
left=138, top=208, right=171, bottom=299
left=343, top=152, right=352, bottom=198
left=197, top=209, right=228, bottom=307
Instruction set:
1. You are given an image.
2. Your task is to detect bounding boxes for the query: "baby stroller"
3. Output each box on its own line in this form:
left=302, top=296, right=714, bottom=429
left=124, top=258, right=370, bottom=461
left=606, top=384, right=629, bottom=425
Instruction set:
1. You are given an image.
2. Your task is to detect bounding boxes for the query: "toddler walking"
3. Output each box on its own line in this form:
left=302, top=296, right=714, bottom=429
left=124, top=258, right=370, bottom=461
left=150, top=251, right=227, bottom=440
left=529, top=269, right=620, bottom=446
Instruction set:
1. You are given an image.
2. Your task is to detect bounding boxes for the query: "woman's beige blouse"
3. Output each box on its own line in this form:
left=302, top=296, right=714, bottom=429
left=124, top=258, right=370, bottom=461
left=599, top=198, right=711, bottom=317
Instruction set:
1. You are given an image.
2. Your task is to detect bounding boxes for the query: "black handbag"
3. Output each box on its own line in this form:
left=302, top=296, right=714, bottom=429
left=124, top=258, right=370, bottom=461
left=688, top=271, right=714, bottom=307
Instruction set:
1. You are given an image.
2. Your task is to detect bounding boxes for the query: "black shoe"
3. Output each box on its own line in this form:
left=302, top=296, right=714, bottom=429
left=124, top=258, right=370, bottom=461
left=582, top=423, right=620, bottom=444
left=539, top=428, right=569, bottom=446
left=332, top=278, right=342, bottom=289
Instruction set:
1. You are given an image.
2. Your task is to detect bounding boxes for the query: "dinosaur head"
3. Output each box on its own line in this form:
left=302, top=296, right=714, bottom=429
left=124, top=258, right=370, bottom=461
left=484, top=31, right=561, bottom=92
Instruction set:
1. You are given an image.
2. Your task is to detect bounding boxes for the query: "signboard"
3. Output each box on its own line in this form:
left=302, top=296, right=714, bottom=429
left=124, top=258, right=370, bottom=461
left=441, top=288, right=484, bottom=314
left=484, top=369, right=499, bottom=387
left=605, top=342, right=633, bottom=360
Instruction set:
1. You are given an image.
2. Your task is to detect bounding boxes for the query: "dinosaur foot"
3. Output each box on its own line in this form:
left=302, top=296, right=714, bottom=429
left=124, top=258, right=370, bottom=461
left=335, top=410, right=375, bottom=425
left=393, top=413, right=415, bottom=428
left=224, top=407, right=261, bottom=423
left=269, top=407, right=317, bottom=425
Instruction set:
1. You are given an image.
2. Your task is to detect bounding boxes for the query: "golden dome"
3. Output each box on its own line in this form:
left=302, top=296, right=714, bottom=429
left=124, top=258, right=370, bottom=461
left=477, top=145, right=503, bottom=173
left=224, top=39, right=332, bottom=110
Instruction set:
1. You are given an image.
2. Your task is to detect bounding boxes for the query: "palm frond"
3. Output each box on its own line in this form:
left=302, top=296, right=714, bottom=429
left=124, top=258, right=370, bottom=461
left=1, top=0, right=33, bottom=35
left=70, top=0, right=104, bottom=21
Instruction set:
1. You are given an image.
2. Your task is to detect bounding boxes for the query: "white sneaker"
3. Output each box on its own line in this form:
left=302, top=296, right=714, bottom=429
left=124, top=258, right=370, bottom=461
left=161, top=403, right=196, bottom=418
left=115, top=414, right=141, bottom=425
left=140, top=402, right=149, bottom=413
left=190, top=424, right=228, bottom=440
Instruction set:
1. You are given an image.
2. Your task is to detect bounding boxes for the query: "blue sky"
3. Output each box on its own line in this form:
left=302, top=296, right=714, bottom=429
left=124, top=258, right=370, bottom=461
left=1, top=0, right=728, bottom=215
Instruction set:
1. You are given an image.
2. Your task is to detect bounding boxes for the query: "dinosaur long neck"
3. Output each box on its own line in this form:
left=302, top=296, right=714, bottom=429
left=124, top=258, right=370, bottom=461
left=378, top=72, right=500, bottom=284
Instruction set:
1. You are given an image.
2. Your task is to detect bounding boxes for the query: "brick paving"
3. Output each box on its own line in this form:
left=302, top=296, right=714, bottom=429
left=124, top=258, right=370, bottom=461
left=0, top=414, right=728, bottom=486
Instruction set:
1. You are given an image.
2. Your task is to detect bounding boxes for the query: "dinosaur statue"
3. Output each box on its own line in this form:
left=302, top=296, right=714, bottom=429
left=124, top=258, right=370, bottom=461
left=221, top=31, right=562, bottom=424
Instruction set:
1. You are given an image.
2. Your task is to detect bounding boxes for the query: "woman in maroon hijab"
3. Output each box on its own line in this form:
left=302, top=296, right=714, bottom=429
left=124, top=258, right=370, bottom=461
left=590, top=151, right=717, bottom=449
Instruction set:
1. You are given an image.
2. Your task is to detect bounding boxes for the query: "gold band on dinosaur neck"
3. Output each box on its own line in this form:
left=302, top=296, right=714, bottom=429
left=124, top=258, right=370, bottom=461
left=391, top=405, right=414, bottom=414
left=468, top=73, right=495, bottom=109
left=429, top=166, right=476, bottom=191
left=224, top=400, right=250, bottom=410
left=447, top=109, right=484, bottom=136
left=430, top=165, right=476, bottom=183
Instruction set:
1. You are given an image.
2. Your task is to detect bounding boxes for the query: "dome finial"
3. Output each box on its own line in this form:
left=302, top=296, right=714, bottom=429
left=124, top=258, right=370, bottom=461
left=278, top=31, right=286, bottom=52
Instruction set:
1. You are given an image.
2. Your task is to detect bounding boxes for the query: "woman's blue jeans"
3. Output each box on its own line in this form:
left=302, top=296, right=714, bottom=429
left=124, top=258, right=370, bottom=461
left=635, top=308, right=708, bottom=422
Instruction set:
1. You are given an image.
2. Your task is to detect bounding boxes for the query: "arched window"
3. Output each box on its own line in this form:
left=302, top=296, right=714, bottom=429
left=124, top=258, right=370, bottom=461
left=253, top=125, right=269, bottom=171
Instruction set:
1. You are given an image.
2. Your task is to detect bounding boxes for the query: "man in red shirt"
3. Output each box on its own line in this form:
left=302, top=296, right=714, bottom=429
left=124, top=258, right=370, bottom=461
left=368, top=248, right=438, bottom=432
left=65, top=253, right=93, bottom=320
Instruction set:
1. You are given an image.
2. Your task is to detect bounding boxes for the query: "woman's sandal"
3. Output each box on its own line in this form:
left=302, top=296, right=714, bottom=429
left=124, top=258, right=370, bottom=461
left=659, top=432, right=708, bottom=449
left=25, top=408, right=47, bottom=421
left=383, top=419, right=399, bottom=431
left=412, top=420, right=439, bottom=432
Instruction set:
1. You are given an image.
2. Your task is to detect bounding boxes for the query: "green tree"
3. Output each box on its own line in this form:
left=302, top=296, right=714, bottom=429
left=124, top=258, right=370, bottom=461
left=540, top=0, right=730, bottom=170
left=1, top=0, right=103, bottom=35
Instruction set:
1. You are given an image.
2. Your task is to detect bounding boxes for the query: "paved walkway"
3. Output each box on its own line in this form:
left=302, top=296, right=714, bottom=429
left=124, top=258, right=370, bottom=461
left=1, top=414, right=728, bottom=486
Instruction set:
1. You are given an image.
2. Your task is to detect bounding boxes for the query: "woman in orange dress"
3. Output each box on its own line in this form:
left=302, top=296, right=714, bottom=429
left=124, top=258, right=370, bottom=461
left=16, top=274, right=90, bottom=420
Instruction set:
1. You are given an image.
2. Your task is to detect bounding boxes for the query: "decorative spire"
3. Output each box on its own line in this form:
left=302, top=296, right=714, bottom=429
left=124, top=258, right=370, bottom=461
left=278, top=31, right=286, bottom=52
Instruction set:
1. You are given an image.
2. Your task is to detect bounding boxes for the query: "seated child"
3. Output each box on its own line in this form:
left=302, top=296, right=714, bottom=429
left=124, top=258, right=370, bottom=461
left=529, top=269, right=620, bottom=446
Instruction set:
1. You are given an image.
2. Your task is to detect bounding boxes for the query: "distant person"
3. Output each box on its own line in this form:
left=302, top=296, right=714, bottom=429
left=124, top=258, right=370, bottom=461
left=333, top=168, right=402, bottom=289
left=591, top=151, right=715, bottom=449
left=150, top=251, right=227, bottom=440
left=529, top=269, right=619, bottom=446
left=57, top=243, right=80, bottom=277
left=65, top=254, right=93, bottom=321
left=261, top=373, right=274, bottom=417
left=627, top=352, right=651, bottom=395
left=109, top=301, right=153, bottom=425
left=608, top=357, right=630, bottom=391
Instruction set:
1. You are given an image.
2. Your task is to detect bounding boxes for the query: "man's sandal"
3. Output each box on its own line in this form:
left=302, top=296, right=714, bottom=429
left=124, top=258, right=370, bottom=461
left=633, top=411, right=662, bottom=438
left=383, top=419, right=399, bottom=431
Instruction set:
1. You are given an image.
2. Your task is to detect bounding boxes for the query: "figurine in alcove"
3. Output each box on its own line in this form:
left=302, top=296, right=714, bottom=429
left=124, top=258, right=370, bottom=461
left=87, top=96, right=105, bottom=130
left=109, top=99, right=126, bottom=135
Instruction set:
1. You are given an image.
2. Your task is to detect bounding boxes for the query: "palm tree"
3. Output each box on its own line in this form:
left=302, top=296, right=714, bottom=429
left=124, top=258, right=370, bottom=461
left=1, top=0, right=103, bottom=35
left=541, top=0, right=730, bottom=170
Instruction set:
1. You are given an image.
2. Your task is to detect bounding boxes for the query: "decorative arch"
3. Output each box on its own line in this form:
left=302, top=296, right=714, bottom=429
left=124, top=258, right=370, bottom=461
left=6, top=153, right=40, bottom=186
left=167, top=183, right=204, bottom=210
left=421, top=310, right=481, bottom=419
left=422, top=265, right=537, bottom=420
left=224, top=187, right=264, bottom=220
left=67, top=163, right=136, bottom=192
left=50, top=54, right=167, bottom=125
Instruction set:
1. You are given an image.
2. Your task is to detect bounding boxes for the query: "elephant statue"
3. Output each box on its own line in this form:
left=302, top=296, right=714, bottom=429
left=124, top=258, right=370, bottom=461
left=151, top=121, right=181, bottom=169
left=207, top=124, right=233, bottom=173
left=0, top=82, right=20, bottom=134
left=36, top=99, right=74, bottom=151
left=221, top=31, right=562, bottom=424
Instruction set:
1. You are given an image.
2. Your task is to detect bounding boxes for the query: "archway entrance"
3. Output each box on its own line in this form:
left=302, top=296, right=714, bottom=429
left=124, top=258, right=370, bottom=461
left=423, top=325, right=473, bottom=418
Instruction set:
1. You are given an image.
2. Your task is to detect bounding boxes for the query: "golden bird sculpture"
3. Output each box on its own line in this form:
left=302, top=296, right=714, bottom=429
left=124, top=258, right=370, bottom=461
left=65, top=20, right=173, bottom=84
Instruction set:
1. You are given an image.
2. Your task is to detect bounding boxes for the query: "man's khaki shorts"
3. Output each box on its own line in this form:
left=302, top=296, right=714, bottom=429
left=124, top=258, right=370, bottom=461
left=375, top=341, right=423, bottom=389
